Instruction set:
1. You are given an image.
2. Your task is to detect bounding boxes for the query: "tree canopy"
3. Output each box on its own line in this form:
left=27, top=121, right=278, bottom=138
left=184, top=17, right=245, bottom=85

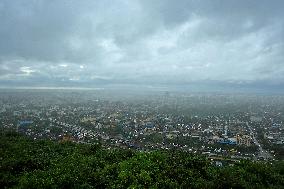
left=1, top=132, right=283, bottom=189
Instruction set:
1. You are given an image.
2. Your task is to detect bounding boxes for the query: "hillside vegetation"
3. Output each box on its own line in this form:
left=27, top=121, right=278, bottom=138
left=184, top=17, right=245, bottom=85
left=1, top=132, right=283, bottom=189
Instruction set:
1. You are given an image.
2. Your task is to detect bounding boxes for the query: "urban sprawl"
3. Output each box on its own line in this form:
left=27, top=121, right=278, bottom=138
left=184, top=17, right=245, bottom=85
left=1, top=89, right=283, bottom=166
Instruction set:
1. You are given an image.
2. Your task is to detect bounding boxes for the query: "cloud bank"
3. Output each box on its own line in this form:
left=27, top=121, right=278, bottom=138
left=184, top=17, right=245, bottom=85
left=0, top=0, right=283, bottom=92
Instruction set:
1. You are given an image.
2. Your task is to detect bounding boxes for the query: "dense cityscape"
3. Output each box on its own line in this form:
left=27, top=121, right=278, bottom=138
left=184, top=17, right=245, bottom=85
left=1, top=1, right=284, bottom=187
left=1, top=89, right=283, bottom=166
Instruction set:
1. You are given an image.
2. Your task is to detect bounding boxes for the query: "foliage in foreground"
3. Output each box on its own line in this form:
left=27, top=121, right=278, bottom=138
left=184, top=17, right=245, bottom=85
left=1, top=132, right=283, bottom=189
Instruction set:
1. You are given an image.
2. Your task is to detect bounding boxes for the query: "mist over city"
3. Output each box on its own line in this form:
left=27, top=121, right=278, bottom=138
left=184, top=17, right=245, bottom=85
left=1, top=1, right=284, bottom=188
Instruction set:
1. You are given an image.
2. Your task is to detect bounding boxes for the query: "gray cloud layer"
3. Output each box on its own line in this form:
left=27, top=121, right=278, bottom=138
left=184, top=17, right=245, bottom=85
left=0, top=0, right=283, bottom=91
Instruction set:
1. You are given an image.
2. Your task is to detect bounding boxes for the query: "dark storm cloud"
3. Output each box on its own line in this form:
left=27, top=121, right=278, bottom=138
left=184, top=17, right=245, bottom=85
left=0, top=0, right=283, bottom=90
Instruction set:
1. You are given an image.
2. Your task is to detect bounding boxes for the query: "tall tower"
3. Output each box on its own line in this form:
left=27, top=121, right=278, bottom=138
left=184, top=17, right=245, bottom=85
left=224, top=125, right=228, bottom=136
left=163, top=91, right=170, bottom=106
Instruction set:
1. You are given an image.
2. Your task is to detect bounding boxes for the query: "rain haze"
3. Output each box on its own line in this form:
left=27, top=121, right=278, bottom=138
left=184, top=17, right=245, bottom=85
left=0, top=0, right=283, bottom=93
left=1, top=2, right=284, bottom=187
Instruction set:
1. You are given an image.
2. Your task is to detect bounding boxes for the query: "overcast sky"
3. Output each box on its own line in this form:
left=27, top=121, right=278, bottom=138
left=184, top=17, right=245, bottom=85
left=0, top=0, right=283, bottom=92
